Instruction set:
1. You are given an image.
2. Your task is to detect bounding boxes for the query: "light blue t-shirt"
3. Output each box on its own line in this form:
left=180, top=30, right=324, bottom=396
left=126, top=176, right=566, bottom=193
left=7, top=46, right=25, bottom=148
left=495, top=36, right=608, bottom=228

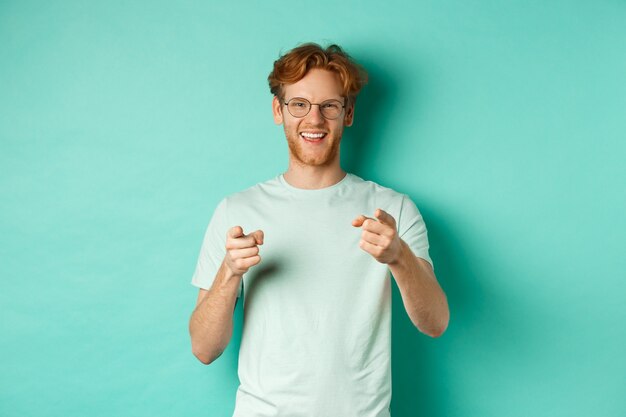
left=191, top=172, right=433, bottom=417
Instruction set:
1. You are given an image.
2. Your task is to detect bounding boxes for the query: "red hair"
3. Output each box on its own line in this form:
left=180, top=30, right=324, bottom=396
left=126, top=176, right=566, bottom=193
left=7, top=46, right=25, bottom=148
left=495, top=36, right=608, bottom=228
left=268, top=43, right=368, bottom=106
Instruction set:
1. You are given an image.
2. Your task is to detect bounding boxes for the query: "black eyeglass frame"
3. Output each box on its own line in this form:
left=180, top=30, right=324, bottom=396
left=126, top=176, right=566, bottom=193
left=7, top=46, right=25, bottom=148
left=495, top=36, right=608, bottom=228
left=281, top=97, right=347, bottom=120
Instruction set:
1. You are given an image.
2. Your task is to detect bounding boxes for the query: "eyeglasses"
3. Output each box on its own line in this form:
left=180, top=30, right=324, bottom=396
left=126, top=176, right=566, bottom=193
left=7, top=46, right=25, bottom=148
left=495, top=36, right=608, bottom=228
left=282, top=97, right=346, bottom=120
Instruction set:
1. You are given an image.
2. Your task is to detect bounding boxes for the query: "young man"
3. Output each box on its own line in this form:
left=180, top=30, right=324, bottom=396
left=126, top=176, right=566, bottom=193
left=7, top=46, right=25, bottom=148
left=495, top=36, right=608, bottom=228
left=189, top=43, right=449, bottom=417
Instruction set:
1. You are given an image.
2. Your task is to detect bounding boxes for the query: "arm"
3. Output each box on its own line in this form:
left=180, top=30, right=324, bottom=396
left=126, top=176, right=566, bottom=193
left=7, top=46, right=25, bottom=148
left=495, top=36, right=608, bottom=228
left=189, top=224, right=263, bottom=365
left=353, top=208, right=449, bottom=338
left=188, top=260, right=242, bottom=365
left=388, top=239, right=449, bottom=338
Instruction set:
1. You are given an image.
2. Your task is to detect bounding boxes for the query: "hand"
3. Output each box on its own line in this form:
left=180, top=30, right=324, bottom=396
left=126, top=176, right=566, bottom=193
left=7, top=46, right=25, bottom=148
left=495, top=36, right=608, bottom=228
left=224, top=226, right=264, bottom=276
left=352, top=209, right=402, bottom=264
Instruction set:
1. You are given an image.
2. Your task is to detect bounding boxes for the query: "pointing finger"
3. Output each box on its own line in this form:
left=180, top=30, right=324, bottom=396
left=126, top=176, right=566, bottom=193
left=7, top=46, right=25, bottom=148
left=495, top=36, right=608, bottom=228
left=374, top=209, right=396, bottom=227
left=253, top=230, right=264, bottom=245
left=228, top=226, right=244, bottom=239
left=226, top=226, right=263, bottom=249
left=353, top=214, right=389, bottom=235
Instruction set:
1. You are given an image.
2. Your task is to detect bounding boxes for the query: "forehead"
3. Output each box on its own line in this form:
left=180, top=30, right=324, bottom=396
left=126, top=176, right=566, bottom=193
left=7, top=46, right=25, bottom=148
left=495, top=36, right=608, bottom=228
left=282, top=68, right=344, bottom=100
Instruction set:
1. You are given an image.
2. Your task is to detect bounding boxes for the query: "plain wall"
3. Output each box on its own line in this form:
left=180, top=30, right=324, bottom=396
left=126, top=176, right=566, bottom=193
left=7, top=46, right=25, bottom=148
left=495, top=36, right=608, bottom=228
left=1, top=1, right=624, bottom=416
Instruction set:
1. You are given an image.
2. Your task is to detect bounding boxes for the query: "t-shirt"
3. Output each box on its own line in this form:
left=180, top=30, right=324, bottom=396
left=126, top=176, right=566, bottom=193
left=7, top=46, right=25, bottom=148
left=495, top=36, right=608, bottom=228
left=191, top=172, right=434, bottom=417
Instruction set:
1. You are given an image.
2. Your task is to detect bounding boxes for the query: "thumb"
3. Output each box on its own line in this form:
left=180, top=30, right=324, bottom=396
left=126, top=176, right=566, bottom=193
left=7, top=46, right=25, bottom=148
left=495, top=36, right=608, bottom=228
left=352, top=215, right=369, bottom=227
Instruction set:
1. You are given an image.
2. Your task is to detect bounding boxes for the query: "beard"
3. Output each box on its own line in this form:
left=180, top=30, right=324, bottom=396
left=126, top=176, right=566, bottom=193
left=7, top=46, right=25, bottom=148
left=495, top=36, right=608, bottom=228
left=284, top=127, right=343, bottom=167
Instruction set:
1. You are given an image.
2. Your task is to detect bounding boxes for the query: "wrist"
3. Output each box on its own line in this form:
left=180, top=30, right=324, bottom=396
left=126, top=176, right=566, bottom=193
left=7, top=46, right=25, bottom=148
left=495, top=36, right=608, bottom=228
left=222, top=262, right=242, bottom=281
left=213, top=261, right=242, bottom=294
left=388, top=239, right=409, bottom=268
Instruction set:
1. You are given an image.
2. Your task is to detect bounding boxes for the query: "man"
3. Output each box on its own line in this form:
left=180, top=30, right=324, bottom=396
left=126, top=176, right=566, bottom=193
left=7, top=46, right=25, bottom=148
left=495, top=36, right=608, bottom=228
left=189, top=42, right=449, bottom=417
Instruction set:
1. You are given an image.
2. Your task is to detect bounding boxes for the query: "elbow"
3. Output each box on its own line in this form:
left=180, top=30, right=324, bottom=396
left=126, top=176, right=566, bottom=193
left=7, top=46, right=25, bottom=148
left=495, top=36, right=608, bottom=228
left=430, top=296, right=450, bottom=338
left=192, top=347, right=221, bottom=365
left=427, top=323, right=447, bottom=338
left=189, top=322, right=223, bottom=365
left=190, top=336, right=222, bottom=365
left=422, top=321, right=448, bottom=338
left=192, top=349, right=214, bottom=365
left=430, top=315, right=449, bottom=338
left=422, top=306, right=450, bottom=338
left=189, top=331, right=214, bottom=364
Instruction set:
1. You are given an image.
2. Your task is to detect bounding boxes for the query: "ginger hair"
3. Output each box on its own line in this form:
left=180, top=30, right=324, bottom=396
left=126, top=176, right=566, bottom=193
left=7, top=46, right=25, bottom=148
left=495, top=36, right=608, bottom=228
left=268, top=42, right=368, bottom=107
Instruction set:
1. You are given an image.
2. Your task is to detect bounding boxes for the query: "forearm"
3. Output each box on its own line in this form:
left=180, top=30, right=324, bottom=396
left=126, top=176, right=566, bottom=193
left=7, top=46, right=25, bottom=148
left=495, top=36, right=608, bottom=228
left=388, top=239, right=449, bottom=337
left=189, top=261, right=242, bottom=364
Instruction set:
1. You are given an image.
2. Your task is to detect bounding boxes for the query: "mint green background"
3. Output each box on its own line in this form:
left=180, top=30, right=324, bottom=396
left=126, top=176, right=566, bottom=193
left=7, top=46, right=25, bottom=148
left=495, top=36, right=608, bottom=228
left=1, top=1, right=624, bottom=416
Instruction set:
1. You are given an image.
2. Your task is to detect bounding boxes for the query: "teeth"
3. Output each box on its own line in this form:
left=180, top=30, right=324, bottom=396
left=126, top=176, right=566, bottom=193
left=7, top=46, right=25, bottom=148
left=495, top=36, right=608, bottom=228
left=301, top=132, right=326, bottom=139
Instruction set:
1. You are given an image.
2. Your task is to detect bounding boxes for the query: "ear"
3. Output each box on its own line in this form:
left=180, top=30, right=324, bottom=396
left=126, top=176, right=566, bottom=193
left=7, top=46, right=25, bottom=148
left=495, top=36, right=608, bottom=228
left=272, top=96, right=284, bottom=125
left=344, top=103, right=355, bottom=127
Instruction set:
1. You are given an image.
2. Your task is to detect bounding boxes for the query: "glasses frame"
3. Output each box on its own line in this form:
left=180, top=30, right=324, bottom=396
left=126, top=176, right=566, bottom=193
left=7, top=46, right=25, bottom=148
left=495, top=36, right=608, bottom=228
left=282, top=97, right=346, bottom=120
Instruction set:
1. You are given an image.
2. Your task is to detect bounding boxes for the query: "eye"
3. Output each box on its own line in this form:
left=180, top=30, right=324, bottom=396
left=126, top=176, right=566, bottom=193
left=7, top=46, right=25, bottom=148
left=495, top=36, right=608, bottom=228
left=288, top=99, right=309, bottom=108
left=322, top=102, right=340, bottom=109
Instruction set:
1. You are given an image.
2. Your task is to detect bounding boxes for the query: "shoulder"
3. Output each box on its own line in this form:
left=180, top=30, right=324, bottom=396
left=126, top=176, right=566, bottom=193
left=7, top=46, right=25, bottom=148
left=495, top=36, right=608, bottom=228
left=349, top=173, right=406, bottom=203
left=349, top=174, right=425, bottom=227
left=222, top=174, right=282, bottom=207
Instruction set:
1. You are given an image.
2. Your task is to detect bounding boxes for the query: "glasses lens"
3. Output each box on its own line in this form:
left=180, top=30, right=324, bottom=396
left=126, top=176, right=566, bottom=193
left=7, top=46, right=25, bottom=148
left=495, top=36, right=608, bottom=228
left=320, top=100, right=343, bottom=119
left=287, top=98, right=310, bottom=117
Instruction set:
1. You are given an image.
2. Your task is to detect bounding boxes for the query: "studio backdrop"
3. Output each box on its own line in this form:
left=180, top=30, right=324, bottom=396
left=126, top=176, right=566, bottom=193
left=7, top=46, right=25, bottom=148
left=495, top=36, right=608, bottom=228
left=1, top=1, right=624, bottom=416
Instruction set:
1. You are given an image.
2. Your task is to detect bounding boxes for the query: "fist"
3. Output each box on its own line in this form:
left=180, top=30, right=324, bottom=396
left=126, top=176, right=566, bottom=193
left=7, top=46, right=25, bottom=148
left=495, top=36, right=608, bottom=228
left=224, top=226, right=264, bottom=276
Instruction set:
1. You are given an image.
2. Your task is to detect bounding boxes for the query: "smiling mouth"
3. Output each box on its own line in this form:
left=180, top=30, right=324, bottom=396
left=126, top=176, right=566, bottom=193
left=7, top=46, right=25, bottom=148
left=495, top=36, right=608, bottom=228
left=300, top=132, right=327, bottom=142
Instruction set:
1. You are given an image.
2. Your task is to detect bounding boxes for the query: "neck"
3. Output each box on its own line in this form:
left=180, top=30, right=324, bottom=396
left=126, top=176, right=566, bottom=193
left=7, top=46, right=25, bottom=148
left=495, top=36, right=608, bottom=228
left=283, top=162, right=346, bottom=190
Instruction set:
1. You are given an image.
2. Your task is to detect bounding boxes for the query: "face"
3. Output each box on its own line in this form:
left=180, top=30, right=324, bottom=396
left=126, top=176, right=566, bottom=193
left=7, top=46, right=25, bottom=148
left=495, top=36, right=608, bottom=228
left=272, top=68, right=354, bottom=167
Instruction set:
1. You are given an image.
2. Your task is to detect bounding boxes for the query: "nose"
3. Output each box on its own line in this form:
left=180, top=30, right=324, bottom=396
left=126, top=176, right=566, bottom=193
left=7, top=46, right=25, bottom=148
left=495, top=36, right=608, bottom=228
left=305, top=104, right=325, bottom=124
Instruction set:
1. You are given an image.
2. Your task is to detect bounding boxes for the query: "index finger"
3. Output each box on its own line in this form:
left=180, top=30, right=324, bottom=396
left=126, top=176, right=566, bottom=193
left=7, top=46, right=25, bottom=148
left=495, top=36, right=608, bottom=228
left=375, top=208, right=396, bottom=227
left=226, top=226, right=260, bottom=249
left=228, top=226, right=245, bottom=239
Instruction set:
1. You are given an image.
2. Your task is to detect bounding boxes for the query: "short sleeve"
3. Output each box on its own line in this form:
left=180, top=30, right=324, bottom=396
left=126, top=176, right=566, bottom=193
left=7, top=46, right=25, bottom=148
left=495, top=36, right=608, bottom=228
left=397, top=194, right=435, bottom=272
left=190, top=197, right=242, bottom=298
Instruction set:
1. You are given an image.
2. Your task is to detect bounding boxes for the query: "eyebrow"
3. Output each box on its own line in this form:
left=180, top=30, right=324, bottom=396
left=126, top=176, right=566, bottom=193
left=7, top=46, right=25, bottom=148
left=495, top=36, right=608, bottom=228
left=286, top=95, right=344, bottom=102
